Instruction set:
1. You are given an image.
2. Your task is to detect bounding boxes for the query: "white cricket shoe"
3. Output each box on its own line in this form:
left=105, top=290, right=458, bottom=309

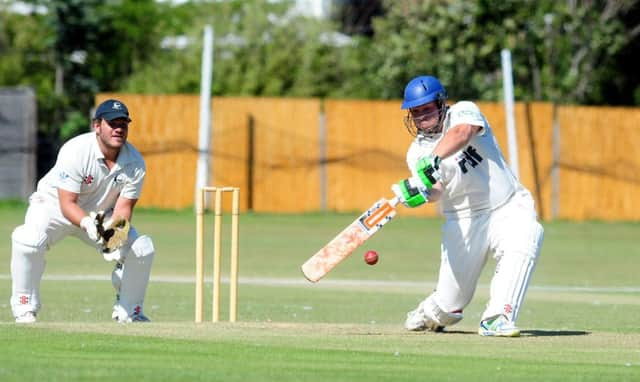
left=404, top=306, right=443, bottom=332
left=478, top=315, right=520, bottom=337
left=405, top=306, right=428, bottom=331
left=15, top=311, right=37, bottom=324
left=114, top=315, right=151, bottom=323
left=112, top=307, right=151, bottom=323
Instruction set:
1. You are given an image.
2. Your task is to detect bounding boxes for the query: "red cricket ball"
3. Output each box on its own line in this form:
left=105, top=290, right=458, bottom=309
left=364, top=250, right=379, bottom=265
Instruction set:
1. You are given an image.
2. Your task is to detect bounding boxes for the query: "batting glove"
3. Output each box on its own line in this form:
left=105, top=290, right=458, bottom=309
left=392, top=177, right=430, bottom=208
left=415, top=155, right=442, bottom=190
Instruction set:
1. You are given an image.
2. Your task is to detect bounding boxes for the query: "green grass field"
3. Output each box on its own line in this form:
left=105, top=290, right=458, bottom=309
left=1, top=202, right=639, bottom=381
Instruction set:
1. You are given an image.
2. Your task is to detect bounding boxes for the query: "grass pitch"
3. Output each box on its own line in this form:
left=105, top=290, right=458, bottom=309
left=0, top=202, right=639, bottom=381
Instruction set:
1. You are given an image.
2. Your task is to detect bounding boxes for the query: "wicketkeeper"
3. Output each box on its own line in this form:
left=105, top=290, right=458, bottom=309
left=10, top=99, right=155, bottom=324
left=391, top=75, right=544, bottom=337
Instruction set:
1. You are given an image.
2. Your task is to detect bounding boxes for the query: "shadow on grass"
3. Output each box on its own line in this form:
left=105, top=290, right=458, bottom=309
left=434, top=329, right=590, bottom=337
left=353, top=329, right=590, bottom=337
left=521, top=330, right=590, bottom=337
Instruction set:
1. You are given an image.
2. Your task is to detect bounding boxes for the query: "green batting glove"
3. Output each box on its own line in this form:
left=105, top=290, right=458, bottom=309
left=391, top=177, right=429, bottom=208
left=415, top=155, right=442, bottom=190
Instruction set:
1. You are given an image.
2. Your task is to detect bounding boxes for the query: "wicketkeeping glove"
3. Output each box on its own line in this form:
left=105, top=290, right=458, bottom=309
left=102, top=248, right=125, bottom=263
left=97, top=215, right=131, bottom=253
left=391, top=177, right=430, bottom=208
left=415, top=155, right=442, bottom=190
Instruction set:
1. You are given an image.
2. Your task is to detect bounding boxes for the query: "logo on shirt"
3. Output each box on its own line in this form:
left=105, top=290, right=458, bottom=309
left=58, top=171, right=70, bottom=182
left=114, top=173, right=126, bottom=185
left=457, top=145, right=483, bottom=174
left=83, top=175, right=94, bottom=185
left=454, top=109, right=477, bottom=118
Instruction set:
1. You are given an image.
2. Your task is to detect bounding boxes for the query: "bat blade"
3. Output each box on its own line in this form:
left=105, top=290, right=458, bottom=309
left=301, top=196, right=399, bottom=283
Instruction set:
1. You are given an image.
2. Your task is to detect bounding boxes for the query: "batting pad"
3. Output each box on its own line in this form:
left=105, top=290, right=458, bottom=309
left=116, top=235, right=155, bottom=318
left=484, top=220, right=544, bottom=322
left=10, top=226, right=48, bottom=317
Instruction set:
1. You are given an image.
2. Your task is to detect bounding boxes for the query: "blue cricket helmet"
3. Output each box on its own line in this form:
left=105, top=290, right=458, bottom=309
left=401, top=76, right=447, bottom=109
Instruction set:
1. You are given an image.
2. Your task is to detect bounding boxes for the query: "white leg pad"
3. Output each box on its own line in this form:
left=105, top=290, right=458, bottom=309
left=10, top=225, right=48, bottom=317
left=405, top=294, right=464, bottom=331
left=483, top=221, right=544, bottom=322
left=114, top=235, right=154, bottom=319
left=111, top=262, right=124, bottom=293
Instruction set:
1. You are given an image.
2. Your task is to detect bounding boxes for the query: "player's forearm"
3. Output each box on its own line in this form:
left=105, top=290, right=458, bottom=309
left=60, top=200, right=88, bottom=226
left=57, top=189, right=88, bottom=226
left=112, top=197, right=138, bottom=221
left=428, top=183, right=443, bottom=202
left=432, top=124, right=477, bottom=159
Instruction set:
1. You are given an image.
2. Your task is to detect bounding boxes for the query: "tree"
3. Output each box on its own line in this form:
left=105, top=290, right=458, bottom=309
left=1, top=0, right=164, bottom=176
left=506, top=0, right=638, bottom=104
left=332, top=0, right=384, bottom=36
left=0, top=7, right=58, bottom=132
left=0, top=5, right=65, bottom=176
left=367, top=0, right=640, bottom=105
left=48, top=0, right=162, bottom=118
left=122, top=0, right=355, bottom=98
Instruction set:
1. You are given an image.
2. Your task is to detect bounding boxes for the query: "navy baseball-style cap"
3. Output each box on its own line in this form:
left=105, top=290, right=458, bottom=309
left=94, top=99, right=132, bottom=122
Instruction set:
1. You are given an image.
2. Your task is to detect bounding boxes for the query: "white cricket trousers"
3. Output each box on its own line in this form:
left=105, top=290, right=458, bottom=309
left=432, top=189, right=544, bottom=323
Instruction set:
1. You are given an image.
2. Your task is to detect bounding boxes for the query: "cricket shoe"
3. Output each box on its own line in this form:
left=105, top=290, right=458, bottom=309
left=404, top=306, right=444, bottom=332
left=112, top=305, right=151, bottom=323
left=478, top=315, right=520, bottom=337
left=15, top=311, right=37, bottom=324
left=113, top=312, right=151, bottom=324
left=131, top=312, right=151, bottom=322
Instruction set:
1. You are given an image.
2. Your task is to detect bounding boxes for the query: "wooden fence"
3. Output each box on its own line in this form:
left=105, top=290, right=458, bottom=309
left=96, top=94, right=640, bottom=221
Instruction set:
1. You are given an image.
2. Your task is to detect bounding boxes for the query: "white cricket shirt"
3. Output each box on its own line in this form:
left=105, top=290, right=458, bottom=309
left=36, top=132, right=146, bottom=213
left=406, top=101, right=520, bottom=218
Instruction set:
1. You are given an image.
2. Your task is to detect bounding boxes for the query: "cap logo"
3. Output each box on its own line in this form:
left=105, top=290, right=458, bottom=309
left=112, top=102, right=123, bottom=110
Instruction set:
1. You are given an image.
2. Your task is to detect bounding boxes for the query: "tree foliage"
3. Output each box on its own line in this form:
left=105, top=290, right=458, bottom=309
left=368, top=0, right=639, bottom=104
left=2, top=0, right=162, bottom=128
left=122, top=0, right=356, bottom=98
left=1, top=0, right=164, bottom=175
left=0, top=8, right=58, bottom=132
left=1, top=0, right=639, bottom=144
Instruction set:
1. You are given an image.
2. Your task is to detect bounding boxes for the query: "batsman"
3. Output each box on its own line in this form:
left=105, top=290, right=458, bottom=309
left=9, top=99, right=155, bottom=324
left=391, top=76, right=544, bottom=337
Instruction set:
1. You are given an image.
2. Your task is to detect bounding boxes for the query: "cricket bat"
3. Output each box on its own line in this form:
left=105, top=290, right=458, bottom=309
left=301, top=196, right=400, bottom=283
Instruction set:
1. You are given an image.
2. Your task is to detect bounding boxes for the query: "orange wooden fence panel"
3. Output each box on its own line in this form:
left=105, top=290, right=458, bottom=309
left=476, top=102, right=555, bottom=220
left=211, top=97, right=322, bottom=212
left=324, top=99, right=440, bottom=217
left=557, top=106, right=640, bottom=220
left=94, top=94, right=640, bottom=221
